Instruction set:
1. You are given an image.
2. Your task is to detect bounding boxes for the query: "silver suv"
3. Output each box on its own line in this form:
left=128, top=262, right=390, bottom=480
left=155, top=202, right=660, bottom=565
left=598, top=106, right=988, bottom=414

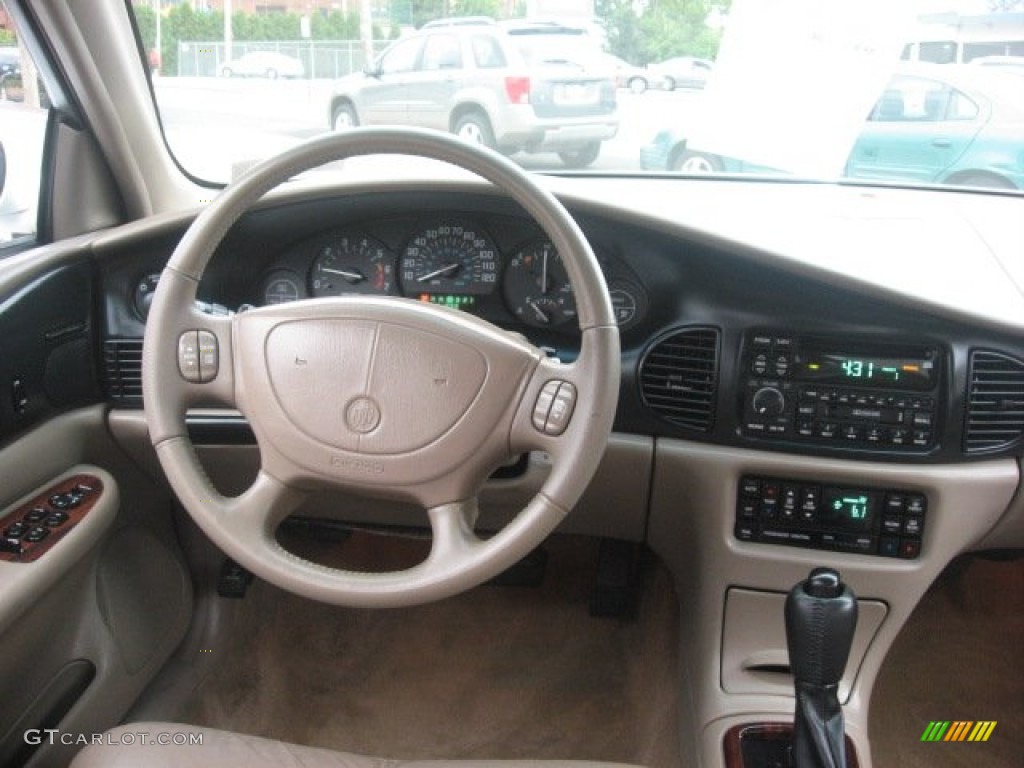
left=326, top=21, right=619, bottom=168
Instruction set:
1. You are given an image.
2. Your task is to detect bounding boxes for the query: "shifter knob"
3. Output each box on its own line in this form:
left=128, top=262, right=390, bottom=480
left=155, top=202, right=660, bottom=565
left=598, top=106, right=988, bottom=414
left=786, top=568, right=858, bottom=768
left=786, top=567, right=858, bottom=686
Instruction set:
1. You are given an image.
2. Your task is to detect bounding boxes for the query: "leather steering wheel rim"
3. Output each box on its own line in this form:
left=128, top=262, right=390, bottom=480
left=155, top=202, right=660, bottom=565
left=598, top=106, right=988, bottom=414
left=143, top=128, right=620, bottom=607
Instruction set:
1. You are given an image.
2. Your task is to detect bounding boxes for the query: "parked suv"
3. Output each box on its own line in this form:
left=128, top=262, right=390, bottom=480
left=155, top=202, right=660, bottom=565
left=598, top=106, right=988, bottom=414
left=326, top=21, right=619, bottom=168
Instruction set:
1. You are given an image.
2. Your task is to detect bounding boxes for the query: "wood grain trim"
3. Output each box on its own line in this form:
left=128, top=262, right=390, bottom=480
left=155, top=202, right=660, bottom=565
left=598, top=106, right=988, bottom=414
left=723, top=722, right=860, bottom=768
left=0, top=474, right=104, bottom=563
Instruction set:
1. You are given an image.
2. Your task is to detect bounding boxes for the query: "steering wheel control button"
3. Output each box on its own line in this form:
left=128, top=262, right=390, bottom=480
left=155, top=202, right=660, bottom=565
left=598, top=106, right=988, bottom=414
left=198, top=330, right=219, bottom=381
left=178, top=330, right=219, bottom=383
left=178, top=331, right=201, bottom=382
left=545, top=381, right=577, bottom=436
left=532, top=381, right=561, bottom=431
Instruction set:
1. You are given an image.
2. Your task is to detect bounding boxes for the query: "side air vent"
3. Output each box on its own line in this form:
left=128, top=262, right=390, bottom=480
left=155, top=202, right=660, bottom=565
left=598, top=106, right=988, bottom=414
left=639, top=326, right=720, bottom=431
left=964, top=350, right=1024, bottom=454
left=104, top=339, right=144, bottom=406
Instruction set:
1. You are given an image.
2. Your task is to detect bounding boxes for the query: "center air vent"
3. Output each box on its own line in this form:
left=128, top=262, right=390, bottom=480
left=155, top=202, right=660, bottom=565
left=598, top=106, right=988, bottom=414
left=964, top=350, right=1024, bottom=454
left=639, top=326, right=720, bottom=432
left=104, top=338, right=144, bottom=406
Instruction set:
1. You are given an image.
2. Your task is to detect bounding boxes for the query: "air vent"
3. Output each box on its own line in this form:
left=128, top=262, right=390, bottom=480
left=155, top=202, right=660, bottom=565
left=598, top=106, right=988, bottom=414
left=964, top=350, right=1024, bottom=454
left=104, top=339, right=144, bottom=406
left=639, top=326, right=719, bottom=431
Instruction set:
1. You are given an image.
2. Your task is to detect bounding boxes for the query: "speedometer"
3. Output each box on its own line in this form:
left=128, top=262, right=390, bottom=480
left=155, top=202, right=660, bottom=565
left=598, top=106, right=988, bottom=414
left=399, top=223, right=499, bottom=300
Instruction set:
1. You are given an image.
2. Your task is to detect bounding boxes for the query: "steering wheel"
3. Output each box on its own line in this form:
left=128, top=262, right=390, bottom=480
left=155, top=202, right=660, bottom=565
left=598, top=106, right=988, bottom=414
left=143, top=128, right=620, bottom=608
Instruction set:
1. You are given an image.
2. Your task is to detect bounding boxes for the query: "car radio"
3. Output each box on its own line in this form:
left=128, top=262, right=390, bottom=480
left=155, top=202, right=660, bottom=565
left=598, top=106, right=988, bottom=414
left=739, top=332, right=943, bottom=451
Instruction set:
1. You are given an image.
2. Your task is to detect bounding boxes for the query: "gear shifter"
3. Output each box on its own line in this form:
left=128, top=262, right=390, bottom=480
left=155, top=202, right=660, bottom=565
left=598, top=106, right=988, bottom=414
left=785, top=568, right=858, bottom=768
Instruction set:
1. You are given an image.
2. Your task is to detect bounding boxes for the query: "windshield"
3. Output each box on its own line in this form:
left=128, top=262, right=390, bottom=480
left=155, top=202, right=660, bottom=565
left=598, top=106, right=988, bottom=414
left=132, top=0, right=1024, bottom=192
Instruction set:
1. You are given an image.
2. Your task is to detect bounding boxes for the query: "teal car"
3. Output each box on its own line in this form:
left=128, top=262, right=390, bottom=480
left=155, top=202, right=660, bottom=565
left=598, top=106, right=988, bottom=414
left=640, top=66, right=1024, bottom=189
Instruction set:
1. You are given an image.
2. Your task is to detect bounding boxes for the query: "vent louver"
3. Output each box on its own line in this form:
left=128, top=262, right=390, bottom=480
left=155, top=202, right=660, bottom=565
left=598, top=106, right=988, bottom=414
left=104, top=339, right=144, bottom=406
left=639, top=326, right=719, bottom=431
left=964, top=350, right=1024, bottom=454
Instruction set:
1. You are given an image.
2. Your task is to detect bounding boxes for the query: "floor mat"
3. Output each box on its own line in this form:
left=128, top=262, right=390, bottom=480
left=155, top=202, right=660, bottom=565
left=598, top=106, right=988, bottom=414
left=180, top=533, right=682, bottom=768
left=869, top=553, right=1024, bottom=768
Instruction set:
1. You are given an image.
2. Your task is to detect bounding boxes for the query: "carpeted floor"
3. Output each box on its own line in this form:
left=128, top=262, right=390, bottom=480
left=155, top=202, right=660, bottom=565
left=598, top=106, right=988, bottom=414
left=180, top=533, right=682, bottom=768
left=178, top=530, right=1022, bottom=768
left=868, top=553, right=1024, bottom=768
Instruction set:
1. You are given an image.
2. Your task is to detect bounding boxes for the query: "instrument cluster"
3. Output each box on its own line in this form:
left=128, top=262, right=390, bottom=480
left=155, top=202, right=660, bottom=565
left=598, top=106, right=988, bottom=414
left=256, top=217, right=647, bottom=332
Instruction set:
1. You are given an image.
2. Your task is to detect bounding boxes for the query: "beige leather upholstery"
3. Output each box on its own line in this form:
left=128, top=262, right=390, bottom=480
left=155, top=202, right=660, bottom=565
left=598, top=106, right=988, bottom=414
left=70, top=723, right=648, bottom=768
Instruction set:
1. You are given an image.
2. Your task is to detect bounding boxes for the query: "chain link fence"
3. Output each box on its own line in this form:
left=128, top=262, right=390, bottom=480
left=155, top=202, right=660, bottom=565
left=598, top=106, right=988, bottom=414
left=176, top=40, right=393, bottom=79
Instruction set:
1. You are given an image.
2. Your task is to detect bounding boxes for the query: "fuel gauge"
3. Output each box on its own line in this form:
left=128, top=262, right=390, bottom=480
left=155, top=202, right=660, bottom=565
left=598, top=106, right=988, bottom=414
left=503, top=241, right=577, bottom=328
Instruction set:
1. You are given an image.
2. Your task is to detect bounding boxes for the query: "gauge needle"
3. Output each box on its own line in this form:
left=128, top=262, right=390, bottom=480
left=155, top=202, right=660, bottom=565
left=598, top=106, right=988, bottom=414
left=320, top=266, right=365, bottom=283
left=528, top=300, right=551, bottom=324
left=541, top=249, right=549, bottom=295
left=417, top=263, right=460, bottom=282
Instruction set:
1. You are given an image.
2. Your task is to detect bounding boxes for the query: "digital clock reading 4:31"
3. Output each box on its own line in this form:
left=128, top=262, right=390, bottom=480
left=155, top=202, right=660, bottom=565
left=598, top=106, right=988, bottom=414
left=800, top=350, right=936, bottom=390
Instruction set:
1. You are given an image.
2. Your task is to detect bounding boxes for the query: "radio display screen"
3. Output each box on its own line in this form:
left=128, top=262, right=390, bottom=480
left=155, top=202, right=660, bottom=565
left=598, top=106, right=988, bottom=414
left=822, top=488, right=880, bottom=531
left=797, top=344, right=937, bottom=390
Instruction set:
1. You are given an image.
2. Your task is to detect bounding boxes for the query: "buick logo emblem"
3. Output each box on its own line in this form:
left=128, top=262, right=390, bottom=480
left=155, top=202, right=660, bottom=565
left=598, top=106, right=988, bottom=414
left=345, top=396, right=381, bottom=434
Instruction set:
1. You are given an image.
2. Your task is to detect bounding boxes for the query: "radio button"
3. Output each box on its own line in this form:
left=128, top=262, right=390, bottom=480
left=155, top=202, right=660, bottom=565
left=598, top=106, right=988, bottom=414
left=912, top=430, right=933, bottom=447
left=751, top=354, right=769, bottom=375
left=797, top=420, right=815, bottom=437
left=842, top=424, right=863, bottom=441
left=865, top=427, right=888, bottom=443
left=801, top=388, right=819, bottom=402
left=773, top=336, right=794, bottom=349
left=738, top=501, right=758, bottom=520
left=751, top=334, right=773, bottom=349
left=766, top=422, right=788, bottom=436
left=882, top=515, right=902, bottom=535
left=774, top=355, right=791, bottom=376
left=903, top=516, right=924, bottom=537
left=912, top=412, right=934, bottom=428
left=890, top=428, right=910, bottom=445
left=818, top=422, right=839, bottom=439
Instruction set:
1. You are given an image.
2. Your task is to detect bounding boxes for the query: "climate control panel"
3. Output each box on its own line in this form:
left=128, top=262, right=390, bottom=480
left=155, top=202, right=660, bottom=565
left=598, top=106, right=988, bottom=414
left=735, top=475, right=925, bottom=559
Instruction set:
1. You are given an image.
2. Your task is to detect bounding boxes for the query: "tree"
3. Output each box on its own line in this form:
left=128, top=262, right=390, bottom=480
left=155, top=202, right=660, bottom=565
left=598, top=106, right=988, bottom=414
left=596, top=0, right=644, bottom=62
left=598, top=0, right=729, bottom=64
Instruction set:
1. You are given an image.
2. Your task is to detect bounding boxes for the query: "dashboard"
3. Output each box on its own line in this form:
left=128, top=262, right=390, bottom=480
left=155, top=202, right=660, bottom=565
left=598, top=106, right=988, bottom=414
left=96, top=185, right=1024, bottom=475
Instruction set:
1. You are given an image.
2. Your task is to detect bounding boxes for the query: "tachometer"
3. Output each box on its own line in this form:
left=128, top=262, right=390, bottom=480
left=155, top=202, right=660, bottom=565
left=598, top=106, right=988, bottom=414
left=399, top=223, right=499, bottom=300
left=310, top=235, right=396, bottom=296
left=503, top=241, right=577, bottom=328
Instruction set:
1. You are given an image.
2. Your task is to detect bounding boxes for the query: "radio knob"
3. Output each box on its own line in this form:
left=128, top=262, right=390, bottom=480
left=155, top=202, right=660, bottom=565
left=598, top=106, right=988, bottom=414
left=753, top=387, right=786, bottom=418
